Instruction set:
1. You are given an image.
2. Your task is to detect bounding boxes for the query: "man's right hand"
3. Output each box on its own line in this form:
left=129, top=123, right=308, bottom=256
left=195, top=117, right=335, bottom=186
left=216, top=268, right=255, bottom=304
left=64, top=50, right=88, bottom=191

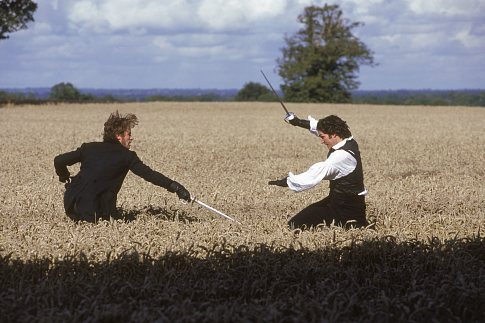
left=284, top=112, right=311, bottom=129
left=284, top=112, right=301, bottom=126
left=169, top=181, right=191, bottom=202
left=58, top=173, right=70, bottom=183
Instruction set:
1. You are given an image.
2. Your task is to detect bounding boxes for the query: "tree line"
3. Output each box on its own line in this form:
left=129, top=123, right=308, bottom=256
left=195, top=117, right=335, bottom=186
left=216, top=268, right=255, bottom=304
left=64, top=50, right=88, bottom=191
left=352, top=89, right=485, bottom=107
left=1, top=83, right=484, bottom=107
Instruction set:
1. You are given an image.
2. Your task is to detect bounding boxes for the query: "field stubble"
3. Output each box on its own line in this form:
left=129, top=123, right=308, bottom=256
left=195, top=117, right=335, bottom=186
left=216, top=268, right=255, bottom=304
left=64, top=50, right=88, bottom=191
left=1, top=102, right=484, bottom=321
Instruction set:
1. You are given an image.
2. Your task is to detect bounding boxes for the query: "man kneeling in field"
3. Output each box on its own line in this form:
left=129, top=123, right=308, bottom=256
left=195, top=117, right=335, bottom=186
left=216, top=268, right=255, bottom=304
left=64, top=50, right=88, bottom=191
left=54, top=111, right=191, bottom=222
left=269, top=114, right=368, bottom=230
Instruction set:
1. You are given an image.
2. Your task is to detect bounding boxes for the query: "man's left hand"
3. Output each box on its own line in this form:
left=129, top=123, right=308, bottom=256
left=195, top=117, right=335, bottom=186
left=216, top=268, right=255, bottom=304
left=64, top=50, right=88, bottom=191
left=268, top=178, right=288, bottom=187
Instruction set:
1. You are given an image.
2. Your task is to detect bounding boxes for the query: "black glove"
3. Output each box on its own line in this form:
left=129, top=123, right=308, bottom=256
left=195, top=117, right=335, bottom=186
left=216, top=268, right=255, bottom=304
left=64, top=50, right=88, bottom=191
left=58, top=172, right=70, bottom=183
left=169, top=181, right=191, bottom=202
left=268, top=178, right=288, bottom=187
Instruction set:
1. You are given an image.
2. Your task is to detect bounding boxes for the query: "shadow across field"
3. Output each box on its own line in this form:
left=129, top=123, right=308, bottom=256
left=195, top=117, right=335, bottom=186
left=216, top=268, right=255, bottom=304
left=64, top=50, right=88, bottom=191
left=1, top=236, right=484, bottom=322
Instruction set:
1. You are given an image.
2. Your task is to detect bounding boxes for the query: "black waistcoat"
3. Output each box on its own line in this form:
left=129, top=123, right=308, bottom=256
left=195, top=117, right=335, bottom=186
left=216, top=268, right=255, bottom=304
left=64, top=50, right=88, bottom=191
left=328, top=139, right=365, bottom=196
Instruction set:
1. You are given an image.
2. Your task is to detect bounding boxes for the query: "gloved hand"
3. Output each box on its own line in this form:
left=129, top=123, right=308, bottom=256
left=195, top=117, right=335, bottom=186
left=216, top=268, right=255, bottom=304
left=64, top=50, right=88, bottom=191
left=169, top=181, right=192, bottom=202
left=284, top=112, right=300, bottom=126
left=268, top=177, right=288, bottom=187
left=58, top=172, right=70, bottom=183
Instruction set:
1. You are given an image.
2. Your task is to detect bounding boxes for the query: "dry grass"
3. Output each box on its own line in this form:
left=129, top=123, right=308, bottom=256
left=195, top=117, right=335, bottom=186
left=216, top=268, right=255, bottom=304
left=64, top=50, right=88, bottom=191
left=1, top=102, right=484, bottom=321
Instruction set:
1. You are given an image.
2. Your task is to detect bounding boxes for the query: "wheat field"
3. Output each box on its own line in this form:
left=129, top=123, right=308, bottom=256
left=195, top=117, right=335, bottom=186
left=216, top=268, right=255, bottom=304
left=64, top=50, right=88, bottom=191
left=1, top=102, right=484, bottom=321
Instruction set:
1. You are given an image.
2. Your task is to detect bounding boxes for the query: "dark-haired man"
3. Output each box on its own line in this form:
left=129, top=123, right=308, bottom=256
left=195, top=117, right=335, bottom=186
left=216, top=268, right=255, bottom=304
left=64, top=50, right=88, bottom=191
left=269, top=113, right=368, bottom=229
left=54, top=111, right=191, bottom=222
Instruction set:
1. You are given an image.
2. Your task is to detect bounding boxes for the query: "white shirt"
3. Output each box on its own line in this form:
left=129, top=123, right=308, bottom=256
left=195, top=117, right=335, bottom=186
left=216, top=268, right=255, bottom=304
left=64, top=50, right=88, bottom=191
left=287, top=116, right=367, bottom=195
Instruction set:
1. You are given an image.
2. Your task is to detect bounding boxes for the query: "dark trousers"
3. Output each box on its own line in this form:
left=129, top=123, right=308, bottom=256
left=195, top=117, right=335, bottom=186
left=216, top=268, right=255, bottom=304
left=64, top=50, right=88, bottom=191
left=66, top=191, right=117, bottom=223
left=288, top=194, right=366, bottom=230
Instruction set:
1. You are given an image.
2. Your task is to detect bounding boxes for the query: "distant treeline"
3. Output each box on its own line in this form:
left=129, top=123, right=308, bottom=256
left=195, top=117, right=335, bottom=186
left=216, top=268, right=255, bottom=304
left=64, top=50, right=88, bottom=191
left=0, top=92, right=227, bottom=105
left=352, top=89, right=485, bottom=107
left=1, top=87, right=484, bottom=107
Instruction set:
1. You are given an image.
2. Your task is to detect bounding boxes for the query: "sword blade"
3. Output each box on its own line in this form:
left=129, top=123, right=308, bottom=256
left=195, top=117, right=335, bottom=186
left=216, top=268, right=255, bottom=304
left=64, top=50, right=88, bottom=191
left=260, top=70, right=289, bottom=114
left=193, top=198, right=241, bottom=224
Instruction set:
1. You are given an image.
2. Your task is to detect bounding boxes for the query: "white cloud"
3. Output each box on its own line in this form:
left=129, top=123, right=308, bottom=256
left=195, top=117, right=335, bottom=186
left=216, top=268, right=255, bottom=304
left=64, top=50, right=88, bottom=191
left=68, top=1, right=110, bottom=32
left=152, top=32, right=265, bottom=62
left=196, top=0, right=288, bottom=30
left=67, top=0, right=298, bottom=33
left=332, top=0, right=485, bottom=57
left=337, top=0, right=485, bottom=19
left=409, top=0, right=485, bottom=16
left=454, top=27, right=485, bottom=51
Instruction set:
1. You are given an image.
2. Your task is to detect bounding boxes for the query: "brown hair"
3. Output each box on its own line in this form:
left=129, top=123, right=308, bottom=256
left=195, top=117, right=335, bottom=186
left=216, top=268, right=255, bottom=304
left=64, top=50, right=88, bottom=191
left=317, top=115, right=352, bottom=138
left=103, top=111, right=138, bottom=142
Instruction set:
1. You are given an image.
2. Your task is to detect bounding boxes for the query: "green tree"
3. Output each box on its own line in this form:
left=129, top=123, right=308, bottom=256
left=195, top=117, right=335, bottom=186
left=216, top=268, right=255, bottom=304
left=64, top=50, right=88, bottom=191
left=277, top=4, right=375, bottom=103
left=50, top=82, right=82, bottom=101
left=235, top=82, right=272, bottom=101
left=0, top=0, right=37, bottom=40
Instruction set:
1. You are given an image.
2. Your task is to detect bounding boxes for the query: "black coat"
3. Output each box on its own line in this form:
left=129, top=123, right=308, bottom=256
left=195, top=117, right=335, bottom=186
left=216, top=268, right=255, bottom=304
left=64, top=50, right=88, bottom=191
left=54, top=141, right=174, bottom=218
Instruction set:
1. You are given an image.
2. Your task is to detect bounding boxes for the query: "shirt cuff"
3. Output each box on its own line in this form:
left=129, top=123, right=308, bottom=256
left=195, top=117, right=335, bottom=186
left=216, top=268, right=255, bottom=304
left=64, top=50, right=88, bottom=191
left=308, top=115, right=318, bottom=135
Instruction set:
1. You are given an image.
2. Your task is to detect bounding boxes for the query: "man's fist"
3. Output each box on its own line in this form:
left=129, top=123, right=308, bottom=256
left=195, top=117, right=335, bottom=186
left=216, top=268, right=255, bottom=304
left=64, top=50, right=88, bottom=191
left=58, top=173, right=70, bottom=183
left=284, top=112, right=300, bottom=126
left=169, top=181, right=191, bottom=202
left=268, top=178, right=288, bottom=187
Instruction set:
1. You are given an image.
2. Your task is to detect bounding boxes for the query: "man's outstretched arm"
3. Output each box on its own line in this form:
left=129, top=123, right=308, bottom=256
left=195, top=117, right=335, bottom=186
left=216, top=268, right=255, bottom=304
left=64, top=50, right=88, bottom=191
left=129, top=154, right=191, bottom=201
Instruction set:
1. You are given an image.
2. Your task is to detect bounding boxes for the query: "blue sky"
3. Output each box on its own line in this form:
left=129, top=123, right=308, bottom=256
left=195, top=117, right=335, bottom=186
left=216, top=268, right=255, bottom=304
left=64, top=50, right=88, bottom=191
left=1, top=0, right=484, bottom=90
